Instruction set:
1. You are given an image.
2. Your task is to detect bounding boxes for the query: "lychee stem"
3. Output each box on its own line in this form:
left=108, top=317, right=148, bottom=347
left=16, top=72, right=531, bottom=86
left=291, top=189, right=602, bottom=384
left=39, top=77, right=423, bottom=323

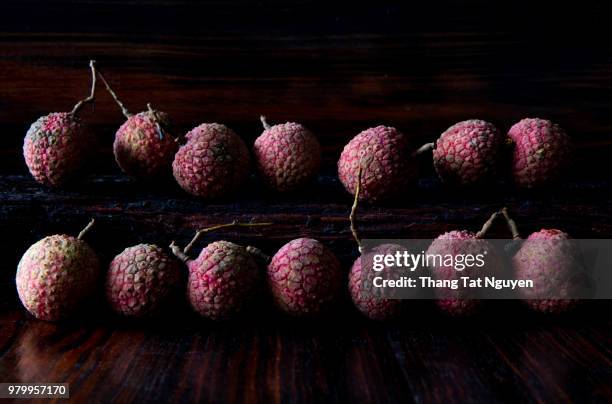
left=69, top=60, right=97, bottom=117
left=96, top=68, right=132, bottom=119
left=183, top=221, right=273, bottom=255
left=475, top=211, right=500, bottom=239
left=147, top=102, right=176, bottom=141
left=246, top=245, right=271, bottom=263
left=500, top=207, right=522, bottom=240
left=77, top=218, right=96, bottom=240
left=147, top=103, right=165, bottom=140
left=260, top=115, right=271, bottom=130
left=169, top=241, right=190, bottom=263
left=350, top=165, right=364, bottom=253
left=413, top=142, right=435, bottom=156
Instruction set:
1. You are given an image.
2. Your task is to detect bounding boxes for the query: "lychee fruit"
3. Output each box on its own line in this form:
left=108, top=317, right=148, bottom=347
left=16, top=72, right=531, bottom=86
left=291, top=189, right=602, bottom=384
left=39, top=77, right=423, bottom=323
left=173, top=123, right=251, bottom=199
left=105, top=244, right=182, bottom=317
left=16, top=219, right=101, bottom=321
left=267, top=238, right=343, bottom=316
left=348, top=244, right=406, bottom=320
left=253, top=116, right=321, bottom=192
left=113, top=108, right=178, bottom=178
left=170, top=221, right=270, bottom=320
left=426, top=212, right=502, bottom=316
left=507, top=118, right=572, bottom=188
left=97, top=69, right=178, bottom=179
left=23, top=61, right=97, bottom=187
left=338, top=125, right=416, bottom=202
left=417, top=119, right=503, bottom=185
left=501, top=208, right=581, bottom=313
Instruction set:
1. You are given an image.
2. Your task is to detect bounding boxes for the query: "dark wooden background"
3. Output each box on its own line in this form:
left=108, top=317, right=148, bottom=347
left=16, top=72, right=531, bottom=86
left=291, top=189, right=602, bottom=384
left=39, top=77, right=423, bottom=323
left=1, top=1, right=611, bottom=402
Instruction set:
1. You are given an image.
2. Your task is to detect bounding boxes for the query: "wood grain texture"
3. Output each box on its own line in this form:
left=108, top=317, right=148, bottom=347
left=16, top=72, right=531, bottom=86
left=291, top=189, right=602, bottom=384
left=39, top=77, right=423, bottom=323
left=1, top=0, right=611, bottom=402
left=0, top=300, right=610, bottom=403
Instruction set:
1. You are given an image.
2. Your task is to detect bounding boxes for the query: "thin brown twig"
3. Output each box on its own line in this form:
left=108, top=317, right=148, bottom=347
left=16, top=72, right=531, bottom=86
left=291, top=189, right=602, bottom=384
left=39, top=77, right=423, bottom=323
left=246, top=245, right=271, bottom=263
left=500, top=207, right=521, bottom=239
left=69, top=60, right=97, bottom=116
left=475, top=211, right=500, bottom=239
left=96, top=68, right=132, bottom=119
left=77, top=218, right=96, bottom=240
left=260, top=115, right=271, bottom=130
left=182, top=221, right=273, bottom=255
left=349, top=164, right=364, bottom=253
left=169, top=241, right=190, bottom=263
left=412, top=142, right=435, bottom=157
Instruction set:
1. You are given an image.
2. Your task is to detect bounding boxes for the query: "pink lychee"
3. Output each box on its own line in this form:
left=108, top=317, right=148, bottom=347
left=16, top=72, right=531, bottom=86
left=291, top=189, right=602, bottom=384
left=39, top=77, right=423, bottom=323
left=113, top=110, right=178, bottom=178
left=267, top=238, right=343, bottom=316
left=338, top=125, right=416, bottom=202
left=106, top=244, right=182, bottom=317
left=426, top=213, right=502, bottom=316
left=253, top=116, right=321, bottom=192
left=96, top=68, right=178, bottom=179
left=426, top=231, right=481, bottom=315
left=16, top=221, right=100, bottom=321
left=172, top=240, right=260, bottom=320
left=508, top=118, right=572, bottom=188
left=512, top=229, right=580, bottom=313
left=431, top=119, right=503, bottom=185
left=348, top=244, right=405, bottom=320
left=173, top=123, right=251, bottom=200
left=23, top=112, right=95, bottom=187
left=23, top=61, right=97, bottom=187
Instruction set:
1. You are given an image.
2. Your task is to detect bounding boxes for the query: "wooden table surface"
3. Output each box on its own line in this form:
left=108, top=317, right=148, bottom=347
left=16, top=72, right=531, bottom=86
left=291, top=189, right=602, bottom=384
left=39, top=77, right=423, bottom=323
left=1, top=1, right=611, bottom=402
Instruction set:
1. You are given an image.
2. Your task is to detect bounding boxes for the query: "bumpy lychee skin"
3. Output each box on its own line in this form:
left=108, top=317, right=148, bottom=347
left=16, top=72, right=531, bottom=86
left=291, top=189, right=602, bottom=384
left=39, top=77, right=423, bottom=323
left=338, top=126, right=416, bottom=202
left=513, top=229, right=580, bottom=313
left=426, top=230, right=501, bottom=316
left=432, top=119, right=502, bottom=185
left=267, top=238, right=343, bottom=316
left=186, top=241, right=259, bottom=320
left=23, top=112, right=93, bottom=187
left=106, top=244, right=181, bottom=317
left=16, top=235, right=100, bottom=321
left=253, top=122, right=321, bottom=191
left=173, top=123, right=251, bottom=199
left=348, top=244, right=405, bottom=321
left=113, top=111, right=178, bottom=178
left=508, top=118, right=572, bottom=188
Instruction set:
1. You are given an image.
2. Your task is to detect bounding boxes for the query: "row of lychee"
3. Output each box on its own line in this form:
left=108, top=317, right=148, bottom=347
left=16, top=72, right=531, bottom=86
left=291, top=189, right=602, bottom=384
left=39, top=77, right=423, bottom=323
left=16, top=207, right=580, bottom=323
left=24, top=61, right=571, bottom=202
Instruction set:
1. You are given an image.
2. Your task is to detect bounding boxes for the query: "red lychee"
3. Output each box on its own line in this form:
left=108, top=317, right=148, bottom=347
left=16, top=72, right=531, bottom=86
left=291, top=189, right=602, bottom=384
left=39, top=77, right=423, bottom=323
left=425, top=119, right=503, bottom=185
left=426, top=212, right=502, bottom=316
left=267, top=238, right=343, bottom=316
left=508, top=118, right=572, bottom=188
left=173, top=123, right=251, bottom=200
left=253, top=116, right=321, bottom=192
left=23, top=61, right=97, bottom=187
left=97, top=69, right=177, bottom=179
left=105, top=244, right=181, bottom=317
left=16, top=219, right=100, bottom=321
left=338, top=125, right=416, bottom=202
left=348, top=244, right=405, bottom=321
left=170, top=221, right=270, bottom=320
left=112, top=109, right=178, bottom=179
left=501, top=209, right=581, bottom=313
left=171, top=241, right=259, bottom=320
left=513, top=229, right=580, bottom=313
